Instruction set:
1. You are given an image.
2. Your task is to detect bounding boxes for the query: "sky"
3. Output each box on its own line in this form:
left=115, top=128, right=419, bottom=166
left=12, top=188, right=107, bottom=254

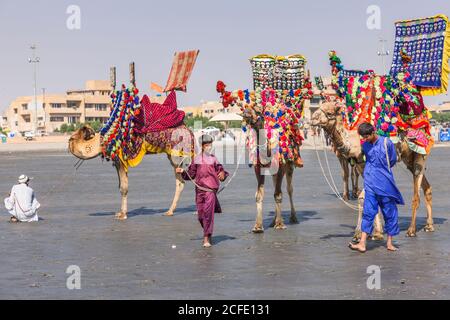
left=0, top=0, right=449, bottom=112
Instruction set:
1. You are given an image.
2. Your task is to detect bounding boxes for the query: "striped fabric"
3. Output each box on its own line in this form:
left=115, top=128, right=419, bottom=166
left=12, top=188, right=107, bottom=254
left=134, top=91, right=185, bottom=133
left=164, top=50, right=200, bottom=92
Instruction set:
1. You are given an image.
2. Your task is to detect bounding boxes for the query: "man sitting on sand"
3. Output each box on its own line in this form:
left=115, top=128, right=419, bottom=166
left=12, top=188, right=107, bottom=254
left=4, top=175, right=40, bottom=223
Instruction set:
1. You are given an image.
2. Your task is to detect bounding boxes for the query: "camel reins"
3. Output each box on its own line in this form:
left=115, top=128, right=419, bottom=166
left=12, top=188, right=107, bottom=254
left=312, top=126, right=360, bottom=211
left=37, top=158, right=85, bottom=202
left=178, top=130, right=248, bottom=195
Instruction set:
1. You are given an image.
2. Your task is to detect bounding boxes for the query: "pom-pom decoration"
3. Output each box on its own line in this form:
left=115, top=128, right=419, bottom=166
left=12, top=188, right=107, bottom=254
left=100, top=85, right=141, bottom=161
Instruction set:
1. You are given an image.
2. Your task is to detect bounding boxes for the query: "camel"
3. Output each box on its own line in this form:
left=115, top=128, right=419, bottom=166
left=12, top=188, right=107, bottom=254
left=311, top=51, right=434, bottom=238
left=216, top=80, right=309, bottom=232
left=68, top=124, right=194, bottom=220
left=245, top=119, right=299, bottom=233
left=311, top=101, right=385, bottom=240
left=69, top=62, right=196, bottom=220
left=311, top=98, right=362, bottom=200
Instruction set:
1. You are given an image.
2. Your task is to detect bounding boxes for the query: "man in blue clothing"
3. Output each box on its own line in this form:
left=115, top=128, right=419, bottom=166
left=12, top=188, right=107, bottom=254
left=349, top=123, right=404, bottom=253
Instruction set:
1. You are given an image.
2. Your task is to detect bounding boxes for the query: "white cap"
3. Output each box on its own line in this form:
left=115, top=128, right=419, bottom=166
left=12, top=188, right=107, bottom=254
left=18, top=174, right=33, bottom=184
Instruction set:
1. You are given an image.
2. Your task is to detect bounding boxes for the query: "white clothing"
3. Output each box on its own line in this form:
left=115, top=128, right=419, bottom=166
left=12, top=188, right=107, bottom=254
left=4, top=183, right=40, bottom=222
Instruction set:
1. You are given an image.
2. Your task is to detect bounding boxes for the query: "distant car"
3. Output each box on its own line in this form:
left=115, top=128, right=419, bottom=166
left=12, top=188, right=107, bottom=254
left=201, top=126, right=220, bottom=137
left=24, top=131, right=35, bottom=141
left=36, top=130, right=48, bottom=137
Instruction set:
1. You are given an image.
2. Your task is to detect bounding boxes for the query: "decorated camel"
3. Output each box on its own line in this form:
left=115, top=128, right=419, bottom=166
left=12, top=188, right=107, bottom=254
left=216, top=54, right=313, bottom=232
left=311, top=99, right=389, bottom=240
left=312, top=14, right=450, bottom=238
left=311, top=94, right=362, bottom=201
left=69, top=59, right=197, bottom=220
left=312, top=49, right=438, bottom=238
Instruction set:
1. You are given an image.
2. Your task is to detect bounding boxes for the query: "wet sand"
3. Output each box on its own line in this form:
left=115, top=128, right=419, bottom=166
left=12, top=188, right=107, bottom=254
left=0, top=148, right=449, bottom=299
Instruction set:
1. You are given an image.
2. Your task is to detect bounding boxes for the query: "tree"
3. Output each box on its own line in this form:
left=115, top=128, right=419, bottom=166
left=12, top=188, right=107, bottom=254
left=60, top=123, right=69, bottom=133
left=431, top=112, right=450, bottom=124
left=184, top=115, right=227, bottom=130
left=67, top=124, right=76, bottom=132
left=86, top=120, right=103, bottom=132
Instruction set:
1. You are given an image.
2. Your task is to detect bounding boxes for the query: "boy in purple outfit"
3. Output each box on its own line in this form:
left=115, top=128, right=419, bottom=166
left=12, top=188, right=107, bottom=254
left=176, top=134, right=229, bottom=248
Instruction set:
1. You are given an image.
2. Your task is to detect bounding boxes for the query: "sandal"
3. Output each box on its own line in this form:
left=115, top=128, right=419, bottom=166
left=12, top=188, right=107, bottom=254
left=9, top=217, right=19, bottom=223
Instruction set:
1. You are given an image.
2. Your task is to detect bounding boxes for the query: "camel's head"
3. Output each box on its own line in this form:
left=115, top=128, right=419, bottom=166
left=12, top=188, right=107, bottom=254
left=311, top=101, right=342, bottom=128
left=68, top=125, right=102, bottom=160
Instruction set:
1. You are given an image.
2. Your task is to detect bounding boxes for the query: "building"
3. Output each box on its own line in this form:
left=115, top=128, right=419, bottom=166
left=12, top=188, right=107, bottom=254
left=2, top=80, right=112, bottom=134
left=0, top=114, right=7, bottom=131
left=428, top=101, right=450, bottom=113
left=183, top=101, right=241, bottom=119
left=303, top=76, right=337, bottom=121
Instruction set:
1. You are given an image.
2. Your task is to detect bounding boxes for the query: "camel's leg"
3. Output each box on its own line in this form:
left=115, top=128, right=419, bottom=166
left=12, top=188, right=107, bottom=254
left=372, top=213, right=385, bottom=241
left=354, top=189, right=364, bottom=242
left=271, top=166, right=287, bottom=230
left=356, top=168, right=361, bottom=197
left=421, top=174, right=434, bottom=232
left=114, top=161, right=128, bottom=220
left=252, top=166, right=265, bottom=233
left=406, top=154, right=425, bottom=237
left=351, top=164, right=360, bottom=199
left=285, top=163, right=298, bottom=224
left=339, top=157, right=350, bottom=201
left=164, top=165, right=186, bottom=217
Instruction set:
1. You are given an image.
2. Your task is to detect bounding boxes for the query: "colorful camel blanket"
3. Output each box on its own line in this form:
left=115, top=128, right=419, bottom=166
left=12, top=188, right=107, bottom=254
left=390, top=14, right=450, bottom=96
left=329, top=51, right=434, bottom=155
left=118, top=124, right=194, bottom=170
left=216, top=79, right=313, bottom=167
left=100, top=85, right=192, bottom=168
left=134, top=91, right=185, bottom=133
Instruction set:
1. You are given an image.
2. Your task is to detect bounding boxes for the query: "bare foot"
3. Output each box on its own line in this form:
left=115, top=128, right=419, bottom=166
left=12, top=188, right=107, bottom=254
left=203, top=236, right=212, bottom=248
left=163, top=211, right=174, bottom=217
left=348, top=242, right=366, bottom=253
left=203, top=241, right=212, bottom=248
left=387, top=244, right=398, bottom=251
left=9, top=217, right=19, bottom=223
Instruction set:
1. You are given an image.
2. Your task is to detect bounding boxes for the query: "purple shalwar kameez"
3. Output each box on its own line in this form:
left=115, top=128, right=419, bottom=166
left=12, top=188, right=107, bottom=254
left=182, top=153, right=229, bottom=237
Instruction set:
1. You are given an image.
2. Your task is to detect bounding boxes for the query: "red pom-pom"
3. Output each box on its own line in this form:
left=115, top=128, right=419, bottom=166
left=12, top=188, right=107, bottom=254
left=216, top=81, right=226, bottom=93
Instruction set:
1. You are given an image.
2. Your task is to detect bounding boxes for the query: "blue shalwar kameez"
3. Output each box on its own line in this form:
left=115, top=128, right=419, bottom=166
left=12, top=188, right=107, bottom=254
left=362, top=136, right=404, bottom=236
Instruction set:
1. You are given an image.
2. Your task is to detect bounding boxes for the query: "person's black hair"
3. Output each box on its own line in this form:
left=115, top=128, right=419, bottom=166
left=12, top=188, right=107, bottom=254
left=358, top=122, right=375, bottom=136
left=199, top=134, right=214, bottom=145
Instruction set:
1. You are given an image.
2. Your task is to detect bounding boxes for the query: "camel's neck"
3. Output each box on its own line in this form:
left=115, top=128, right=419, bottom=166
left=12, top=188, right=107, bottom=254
left=323, top=118, right=350, bottom=156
